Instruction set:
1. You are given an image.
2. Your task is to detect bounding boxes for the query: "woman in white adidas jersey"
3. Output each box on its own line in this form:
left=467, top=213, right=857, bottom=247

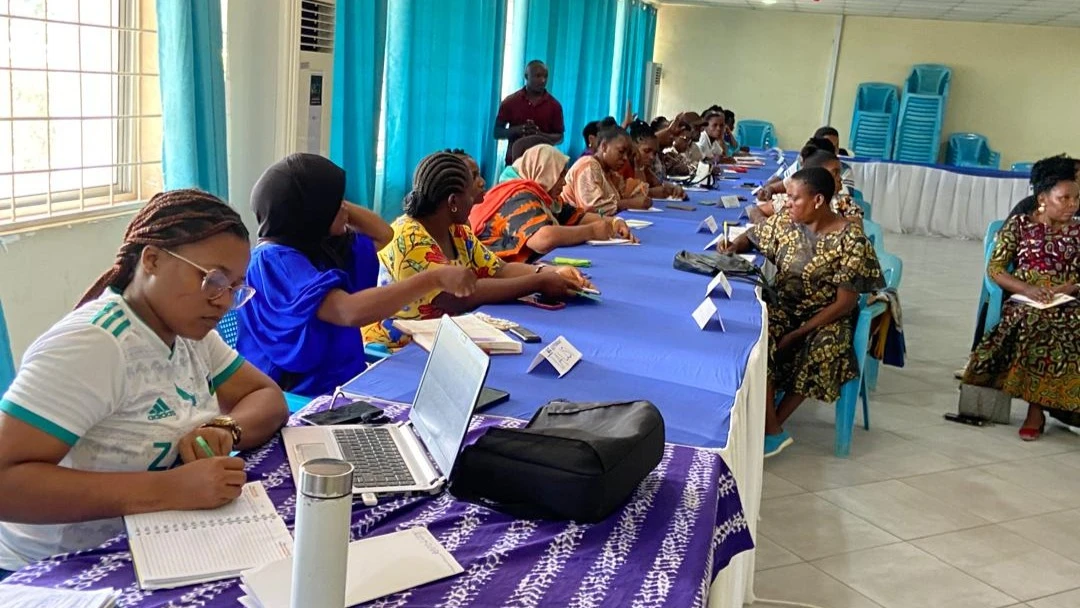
left=0, top=190, right=289, bottom=573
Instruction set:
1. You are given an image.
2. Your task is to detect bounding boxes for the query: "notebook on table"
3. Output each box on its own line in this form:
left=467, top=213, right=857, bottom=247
left=392, top=313, right=522, bottom=354
left=124, top=481, right=292, bottom=590
left=238, top=527, right=463, bottom=608
left=0, top=585, right=119, bottom=608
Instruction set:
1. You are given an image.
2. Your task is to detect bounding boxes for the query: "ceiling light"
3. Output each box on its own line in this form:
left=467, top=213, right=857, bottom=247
left=761, top=0, right=778, bottom=4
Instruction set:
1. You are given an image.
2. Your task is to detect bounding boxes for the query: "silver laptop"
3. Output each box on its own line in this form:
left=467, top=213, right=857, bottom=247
left=282, top=315, right=490, bottom=496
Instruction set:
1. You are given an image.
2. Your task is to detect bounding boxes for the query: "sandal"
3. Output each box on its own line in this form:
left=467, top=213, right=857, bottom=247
left=1019, top=423, right=1045, bottom=442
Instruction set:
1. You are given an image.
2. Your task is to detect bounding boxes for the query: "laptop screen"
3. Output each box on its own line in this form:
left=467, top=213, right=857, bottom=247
left=410, top=316, right=490, bottom=477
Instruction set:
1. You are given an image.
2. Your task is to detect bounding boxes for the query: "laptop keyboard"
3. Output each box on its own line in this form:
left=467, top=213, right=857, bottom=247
left=332, top=427, right=417, bottom=488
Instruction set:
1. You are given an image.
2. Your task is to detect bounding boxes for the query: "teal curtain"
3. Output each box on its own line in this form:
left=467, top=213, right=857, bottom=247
left=156, top=0, right=228, bottom=199
left=520, top=0, right=619, bottom=158
left=381, top=0, right=507, bottom=221
left=0, top=298, right=14, bottom=394
left=329, top=0, right=387, bottom=212
left=614, top=0, right=657, bottom=120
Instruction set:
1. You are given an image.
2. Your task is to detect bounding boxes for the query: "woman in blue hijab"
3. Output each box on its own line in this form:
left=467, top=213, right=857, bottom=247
left=237, top=154, right=476, bottom=397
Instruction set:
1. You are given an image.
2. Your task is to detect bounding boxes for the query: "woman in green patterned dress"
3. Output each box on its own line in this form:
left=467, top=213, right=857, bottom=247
left=963, top=168, right=1080, bottom=441
left=722, top=167, right=884, bottom=457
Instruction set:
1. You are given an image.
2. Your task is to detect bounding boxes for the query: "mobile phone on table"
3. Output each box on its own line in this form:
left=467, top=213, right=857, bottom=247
left=476, top=387, right=511, bottom=411
left=666, top=202, right=696, bottom=211
left=298, top=396, right=387, bottom=426
left=508, top=325, right=541, bottom=343
left=519, top=294, right=566, bottom=310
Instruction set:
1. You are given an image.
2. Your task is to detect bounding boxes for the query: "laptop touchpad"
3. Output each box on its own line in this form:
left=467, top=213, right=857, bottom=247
left=297, top=443, right=332, bottom=463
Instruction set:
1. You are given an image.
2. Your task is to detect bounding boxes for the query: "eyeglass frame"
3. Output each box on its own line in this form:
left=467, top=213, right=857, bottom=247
left=160, top=248, right=257, bottom=310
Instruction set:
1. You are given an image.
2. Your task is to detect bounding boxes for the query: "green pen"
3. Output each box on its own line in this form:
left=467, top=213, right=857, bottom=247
left=194, top=435, right=216, bottom=459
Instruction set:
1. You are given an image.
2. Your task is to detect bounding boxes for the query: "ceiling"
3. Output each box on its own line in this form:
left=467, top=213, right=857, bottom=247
left=655, top=0, right=1080, bottom=27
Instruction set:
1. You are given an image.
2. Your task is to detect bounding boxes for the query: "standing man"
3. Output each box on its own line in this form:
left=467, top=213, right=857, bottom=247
left=494, top=60, right=564, bottom=163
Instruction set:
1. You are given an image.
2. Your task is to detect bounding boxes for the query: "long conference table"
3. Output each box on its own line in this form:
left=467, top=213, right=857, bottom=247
left=2, top=157, right=783, bottom=607
left=346, top=158, right=783, bottom=606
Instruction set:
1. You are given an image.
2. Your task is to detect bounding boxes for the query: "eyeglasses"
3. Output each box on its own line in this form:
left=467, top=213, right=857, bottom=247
left=162, top=249, right=257, bottom=310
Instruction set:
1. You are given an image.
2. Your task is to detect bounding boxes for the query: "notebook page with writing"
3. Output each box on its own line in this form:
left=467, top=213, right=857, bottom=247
left=240, top=527, right=463, bottom=608
left=1010, top=293, right=1076, bottom=310
left=125, top=482, right=293, bottom=590
left=0, top=584, right=119, bottom=608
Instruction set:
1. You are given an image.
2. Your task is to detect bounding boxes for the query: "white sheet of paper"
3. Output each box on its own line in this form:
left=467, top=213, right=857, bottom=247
left=526, top=336, right=583, bottom=377
left=707, top=271, right=733, bottom=298
left=1010, top=293, right=1076, bottom=309
left=721, top=195, right=741, bottom=209
left=627, top=207, right=663, bottom=213
left=623, top=219, right=653, bottom=229
left=684, top=186, right=709, bottom=192
left=586, top=238, right=634, bottom=246
left=697, top=215, right=719, bottom=234
left=728, top=225, right=750, bottom=240
left=692, top=297, right=718, bottom=330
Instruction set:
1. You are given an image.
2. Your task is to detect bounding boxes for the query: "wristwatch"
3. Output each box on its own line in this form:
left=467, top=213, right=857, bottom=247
left=201, top=415, right=242, bottom=445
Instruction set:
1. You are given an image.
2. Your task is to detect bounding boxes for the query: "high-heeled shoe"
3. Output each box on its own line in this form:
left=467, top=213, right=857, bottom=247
left=1019, top=422, right=1045, bottom=442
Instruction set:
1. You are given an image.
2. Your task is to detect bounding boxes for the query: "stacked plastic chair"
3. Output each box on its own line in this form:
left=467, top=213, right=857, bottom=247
left=734, top=120, right=776, bottom=148
left=849, top=83, right=899, bottom=159
left=892, top=64, right=951, bottom=164
left=946, top=133, right=1001, bottom=169
left=1011, top=162, right=1034, bottom=174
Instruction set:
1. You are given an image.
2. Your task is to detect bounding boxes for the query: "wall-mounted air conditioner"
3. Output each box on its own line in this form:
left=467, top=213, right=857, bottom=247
left=643, top=61, right=662, bottom=121
left=296, top=0, right=334, bottom=156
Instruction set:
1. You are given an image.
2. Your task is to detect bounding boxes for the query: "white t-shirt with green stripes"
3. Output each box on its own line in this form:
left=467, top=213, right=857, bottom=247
left=0, top=290, right=244, bottom=570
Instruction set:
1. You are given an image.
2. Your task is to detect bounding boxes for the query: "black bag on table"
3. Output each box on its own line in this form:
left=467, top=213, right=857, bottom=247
left=450, top=399, right=665, bottom=523
left=673, top=250, right=757, bottom=277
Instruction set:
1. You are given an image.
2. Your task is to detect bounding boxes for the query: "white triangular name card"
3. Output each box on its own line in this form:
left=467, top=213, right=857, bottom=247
left=526, top=336, right=582, bottom=377
left=721, top=195, right=741, bottom=209
left=697, top=215, right=719, bottom=234
left=692, top=297, right=725, bottom=331
left=707, top=271, right=733, bottom=298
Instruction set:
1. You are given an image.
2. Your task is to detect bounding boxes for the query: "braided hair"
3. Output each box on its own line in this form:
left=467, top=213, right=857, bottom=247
left=403, top=152, right=472, bottom=219
left=77, top=189, right=248, bottom=308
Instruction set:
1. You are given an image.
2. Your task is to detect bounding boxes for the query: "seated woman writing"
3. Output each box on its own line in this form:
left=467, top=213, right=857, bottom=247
left=0, top=191, right=290, bottom=574
left=238, top=154, right=476, bottom=397
left=963, top=168, right=1080, bottom=441
left=751, top=147, right=864, bottom=225
left=364, top=152, right=590, bottom=348
left=627, top=120, right=686, bottom=199
left=722, top=168, right=884, bottom=457
left=562, top=125, right=651, bottom=215
left=471, top=144, right=636, bottom=263
left=757, top=137, right=838, bottom=202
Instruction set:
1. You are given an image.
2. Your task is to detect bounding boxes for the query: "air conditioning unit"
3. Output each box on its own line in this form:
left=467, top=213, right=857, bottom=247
left=296, top=0, right=334, bottom=156
left=643, top=62, right=662, bottom=121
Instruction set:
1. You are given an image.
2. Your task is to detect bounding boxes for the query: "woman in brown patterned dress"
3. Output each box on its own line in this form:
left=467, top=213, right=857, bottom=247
left=963, top=169, right=1080, bottom=441
left=723, top=167, right=884, bottom=457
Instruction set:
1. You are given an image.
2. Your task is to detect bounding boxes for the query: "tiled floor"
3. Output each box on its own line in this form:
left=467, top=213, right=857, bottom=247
left=754, top=232, right=1080, bottom=608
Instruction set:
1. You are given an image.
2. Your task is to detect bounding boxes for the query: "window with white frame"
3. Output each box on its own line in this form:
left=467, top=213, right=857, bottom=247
left=0, top=0, right=161, bottom=231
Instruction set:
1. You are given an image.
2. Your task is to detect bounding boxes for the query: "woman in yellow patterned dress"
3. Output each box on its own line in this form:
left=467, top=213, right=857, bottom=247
left=723, top=167, right=884, bottom=457
left=963, top=167, right=1080, bottom=441
left=363, top=152, right=590, bottom=349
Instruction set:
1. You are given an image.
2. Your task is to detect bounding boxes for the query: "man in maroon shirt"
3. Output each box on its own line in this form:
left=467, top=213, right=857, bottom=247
left=494, top=60, right=565, bottom=163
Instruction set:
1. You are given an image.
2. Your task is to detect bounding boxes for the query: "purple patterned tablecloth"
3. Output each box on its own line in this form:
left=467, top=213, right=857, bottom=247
left=3, top=397, right=753, bottom=607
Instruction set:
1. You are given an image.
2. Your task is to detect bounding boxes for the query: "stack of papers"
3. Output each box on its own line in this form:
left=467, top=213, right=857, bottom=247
left=239, top=527, right=463, bottom=608
left=1010, top=293, right=1076, bottom=309
left=0, top=585, right=119, bottom=608
left=586, top=238, right=637, bottom=246
left=125, top=482, right=293, bottom=590
left=393, top=313, right=522, bottom=354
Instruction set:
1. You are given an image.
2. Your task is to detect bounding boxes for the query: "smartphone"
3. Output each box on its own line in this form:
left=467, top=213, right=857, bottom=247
left=666, top=202, right=696, bottom=211
left=476, top=387, right=510, bottom=411
left=299, top=399, right=387, bottom=426
left=508, top=325, right=541, bottom=343
left=943, top=412, right=987, bottom=427
left=519, top=294, right=566, bottom=310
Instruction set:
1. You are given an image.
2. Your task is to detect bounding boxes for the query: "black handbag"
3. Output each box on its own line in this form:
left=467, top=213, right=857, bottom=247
left=450, top=399, right=665, bottom=523
left=673, top=250, right=757, bottom=277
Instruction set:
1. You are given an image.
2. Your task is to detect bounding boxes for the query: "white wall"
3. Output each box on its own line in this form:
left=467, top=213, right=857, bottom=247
left=0, top=219, right=129, bottom=360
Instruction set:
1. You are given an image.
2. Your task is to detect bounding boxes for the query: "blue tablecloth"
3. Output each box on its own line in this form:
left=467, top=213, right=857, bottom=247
left=4, top=397, right=754, bottom=608
left=346, top=160, right=781, bottom=450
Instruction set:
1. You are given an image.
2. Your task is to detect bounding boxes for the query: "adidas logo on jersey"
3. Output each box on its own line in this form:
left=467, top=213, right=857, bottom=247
left=147, top=398, right=176, bottom=421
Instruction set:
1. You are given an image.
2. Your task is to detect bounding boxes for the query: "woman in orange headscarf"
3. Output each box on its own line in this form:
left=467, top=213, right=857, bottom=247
left=470, top=144, right=635, bottom=263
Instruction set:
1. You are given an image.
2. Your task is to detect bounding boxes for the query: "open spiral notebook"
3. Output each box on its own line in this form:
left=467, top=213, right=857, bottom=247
left=124, top=482, right=293, bottom=590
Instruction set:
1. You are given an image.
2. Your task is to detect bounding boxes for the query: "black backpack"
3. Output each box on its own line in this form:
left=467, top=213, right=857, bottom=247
left=450, top=399, right=665, bottom=523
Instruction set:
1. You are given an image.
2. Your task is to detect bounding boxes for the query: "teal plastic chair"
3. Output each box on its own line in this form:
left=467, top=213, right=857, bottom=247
left=850, top=189, right=873, bottom=222
left=215, top=311, right=392, bottom=413
left=734, top=120, right=776, bottom=148
left=946, top=133, right=1000, bottom=169
left=0, top=298, right=15, bottom=396
left=1011, top=162, right=1033, bottom=174
left=862, top=252, right=904, bottom=393
left=834, top=294, right=887, bottom=457
left=975, top=220, right=1007, bottom=338
left=862, top=218, right=884, bottom=256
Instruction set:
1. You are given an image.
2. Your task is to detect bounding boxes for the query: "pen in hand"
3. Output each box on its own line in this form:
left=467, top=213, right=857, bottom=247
left=195, top=435, right=216, bottom=459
